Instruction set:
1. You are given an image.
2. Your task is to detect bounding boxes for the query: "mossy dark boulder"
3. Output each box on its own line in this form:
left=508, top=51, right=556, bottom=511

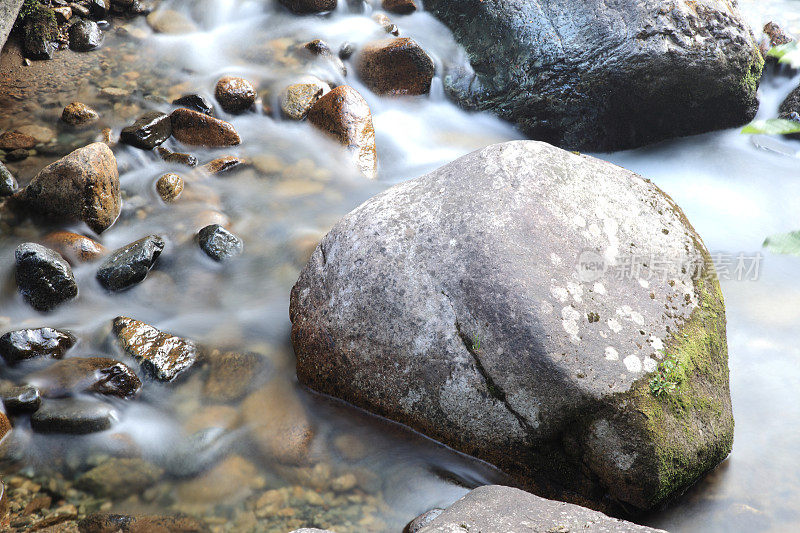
left=290, top=141, right=733, bottom=514
left=425, top=0, right=763, bottom=151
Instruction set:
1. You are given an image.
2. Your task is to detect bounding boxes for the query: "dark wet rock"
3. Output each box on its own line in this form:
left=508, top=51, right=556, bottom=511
left=778, top=85, right=800, bottom=122
left=417, top=485, right=666, bottom=532
left=0, top=131, right=36, bottom=151
left=120, top=111, right=172, bottom=150
left=203, top=351, right=260, bottom=402
left=43, top=231, right=106, bottom=264
left=279, top=0, right=337, bottom=15
left=88, top=0, right=109, bottom=18
left=112, top=316, right=199, bottom=382
left=303, top=39, right=347, bottom=75
left=22, top=11, right=57, bottom=60
left=357, top=38, right=434, bottom=95
left=78, top=512, right=209, bottom=533
left=0, top=327, right=76, bottom=365
left=27, top=357, right=141, bottom=398
left=425, top=0, right=762, bottom=152
left=0, top=162, right=18, bottom=196
left=307, top=85, right=377, bottom=179
left=382, top=0, right=416, bottom=15
left=170, top=108, right=241, bottom=147
left=280, top=82, right=327, bottom=120
left=146, top=9, right=198, bottom=34
left=290, top=141, right=733, bottom=513
left=197, top=224, right=243, bottom=261
left=403, top=508, right=443, bottom=533
left=0, top=383, right=42, bottom=414
left=69, top=19, right=103, bottom=51
left=338, top=41, right=355, bottom=60
left=15, top=243, right=78, bottom=311
left=157, top=147, right=198, bottom=167
left=199, top=156, right=245, bottom=175
left=31, top=398, right=117, bottom=434
left=62, top=102, right=100, bottom=126
left=16, top=142, right=121, bottom=233
left=214, top=76, right=257, bottom=114
left=156, top=173, right=184, bottom=202
left=53, top=6, right=73, bottom=23
left=96, top=235, right=165, bottom=291
left=5, top=149, right=29, bottom=162
left=76, top=458, right=163, bottom=499
left=172, top=94, right=214, bottom=116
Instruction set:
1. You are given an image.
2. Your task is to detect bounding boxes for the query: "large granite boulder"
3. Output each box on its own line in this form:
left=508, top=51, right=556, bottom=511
left=290, top=141, right=732, bottom=513
left=414, top=485, right=665, bottom=532
left=426, top=0, right=763, bottom=151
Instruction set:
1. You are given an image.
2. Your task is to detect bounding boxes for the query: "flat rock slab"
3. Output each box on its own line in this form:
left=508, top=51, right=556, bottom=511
left=416, top=485, right=666, bottom=532
left=31, top=398, right=118, bottom=434
left=0, top=1, right=24, bottom=53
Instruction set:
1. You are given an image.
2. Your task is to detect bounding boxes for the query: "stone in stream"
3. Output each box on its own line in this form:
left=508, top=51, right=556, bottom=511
left=96, top=235, right=165, bottom=291
left=31, top=398, right=118, bottom=434
left=172, top=93, right=214, bottom=116
left=53, top=6, right=72, bottom=23
left=112, top=316, right=200, bottom=381
left=15, top=142, right=120, bottom=233
left=0, top=131, right=36, bottom=151
left=290, top=141, right=733, bottom=513
left=0, top=407, right=9, bottom=443
left=22, top=11, right=57, bottom=60
left=0, top=383, right=42, bottom=414
left=197, top=224, right=243, bottom=261
left=278, top=0, right=337, bottom=15
left=404, top=508, right=443, bottom=533
left=88, top=0, right=109, bottom=19
left=26, top=357, right=141, bottom=398
left=15, top=244, right=78, bottom=312
left=373, top=13, right=400, bottom=36
left=214, top=76, right=257, bottom=114
left=119, top=111, right=172, bottom=150
left=199, top=156, right=246, bottom=175
left=357, top=38, right=434, bottom=95
left=156, top=172, right=184, bottom=202
left=76, top=458, right=163, bottom=499
left=170, top=108, right=241, bottom=147
left=203, top=351, right=260, bottom=402
left=0, top=328, right=76, bottom=365
left=69, top=19, right=103, bottom=51
left=78, top=513, right=209, bottom=533
left=303, top=39, right=347, bottom=75
left=424, top=0, right=762, bottom=152
left=0, top=162, right=18, bottom=196
left=146, top=9, right=198, bottom=34
left=5, top=149, right=28, bottom=162
left=61, top=102, right=100, bottom=126
left=307, top=85, right=377, bottom=179
left=413, top=485, right=666, bottom=532
left=157, top=147, right=199, bottom=167
left=280, top=82, right=328, bottom=120
left=42, top=231, right=107, bottom=264
left=382, top=0, right=416, bottom=15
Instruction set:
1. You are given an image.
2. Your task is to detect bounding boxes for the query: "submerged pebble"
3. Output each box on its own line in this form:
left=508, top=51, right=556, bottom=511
left=156, top=172, right=185, bottom=202
left=197, top=224, right=244, bottom=261
left=42, top=231, right=106, bottom=264
left=61, top=102, right=100, bottom=126
left=26, top=357, right=142, bottom=398
left=31, top=398, right=118, bottom=434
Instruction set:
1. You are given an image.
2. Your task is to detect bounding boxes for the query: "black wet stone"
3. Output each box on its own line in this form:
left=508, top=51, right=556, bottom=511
left=172, top=94, right=214, bottom=116
left=69, top=20, right=103, bottom=52
left=89, top=0, right=109, bottom=18
left=96, top=235, right=165, bottom=291
left=120, top=111, right=172, bottom=150
left=198, top=225, right=243, bottom=261
left=0, top=384, right=42, bottom=414
left=0, top=162, right=18, bottom=196
left=31, top=398, right=118, bottom=434
left=6, top=149, right=29, bottom=162
left=0, top=327, right=76, bottom=365
left=15, top=243, right=78, bottom=311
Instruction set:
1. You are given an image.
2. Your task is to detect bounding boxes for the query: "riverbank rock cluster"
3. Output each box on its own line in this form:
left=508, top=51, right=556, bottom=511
left=291, top=141, right=734, bottom=514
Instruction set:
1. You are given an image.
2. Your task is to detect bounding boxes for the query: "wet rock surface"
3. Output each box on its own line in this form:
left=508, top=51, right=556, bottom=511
left=120, top=111, right=172, bottom=150
left=42, top=231, right=107, bottom=264
left=291, top=141, right=733, bottom=513
left=112, top=316, right=199, bottom=381
left=158, top=147, right=198, bottom=167
left=61, top=102, right=100, bottom=126
left=26, top=357, right=142, bottom=398
left=199, top=156, right=245, bottom=175
left=0, top=162, right=18, bottom=196
left=0, top=131, right=36, bottom=151
left=357, top=38, right=434, bottom=95
left=307, top=85, right=377, bottom=179
left=382, top=0, right=417, bottom=15
left=15, top=243, right=78, bottom=311
left=203, top=351, right=260, bottom=402
left=76, top=458, right=163, bottom=499
left=69, top=20, right=103, bottom=52
left=172, top=93, right=214, bottom=116
left=0, top=327, right=76, bottom=365
left=22, top=12, right=57, bottom=60
left=30, top=398, right=118, bottom=434
left=214, top=76, right=257, bottom=114
left=0, top=383, right=42, bottom=414
left=156, top=172, right=184, bottom=202
left=279, top=0, right=337, bottom=15
left=280, top=82, right=327, bottom=120
left=96, top=235, right=165, bottom=291
left=16, top=142, right=120, bottom=233
left=197, top=224, right=243, bottom=261
left=170, top=108, right=241, bottom=147
left=78, top=512, right=209, bottom=533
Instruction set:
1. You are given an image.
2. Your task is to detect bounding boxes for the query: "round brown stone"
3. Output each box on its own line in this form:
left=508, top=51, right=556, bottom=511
left=156, top=172, right=184, bottom=202
left=0, top=131, right=37, bottom=151
left=356, top=37, right=434, bottom=95
left=214, top=76, right=257, bottom=114
left=61, top=102, right=100, bottom=126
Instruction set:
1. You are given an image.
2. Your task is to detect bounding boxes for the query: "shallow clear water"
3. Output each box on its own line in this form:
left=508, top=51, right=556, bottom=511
left=0, top=0, right=798, bottom=531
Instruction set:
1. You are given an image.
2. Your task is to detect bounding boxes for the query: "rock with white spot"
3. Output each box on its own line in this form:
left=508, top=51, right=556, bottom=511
left=290, top=141, right=732, bottom=513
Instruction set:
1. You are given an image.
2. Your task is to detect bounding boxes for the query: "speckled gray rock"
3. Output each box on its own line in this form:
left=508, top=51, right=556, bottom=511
left=0, top=1, right=24, bottom=53
left=96, top=235, right=165, bottom=291
left=426, top=0, right=763, bottom=151
left=416, top=485, right=666, bottom=532
left=291, top=141, right=732, bottom=513
left=0, top=162, right=17, bottom=196
left=112, top=316, right=199, bottom=382
left=197, top=224, right=243, bottom=261
left=15, top=243, right=78, bottom=311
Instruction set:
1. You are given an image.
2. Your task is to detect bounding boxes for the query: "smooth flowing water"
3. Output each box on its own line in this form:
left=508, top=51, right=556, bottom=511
left=0, top=1, right=797, bottom=531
